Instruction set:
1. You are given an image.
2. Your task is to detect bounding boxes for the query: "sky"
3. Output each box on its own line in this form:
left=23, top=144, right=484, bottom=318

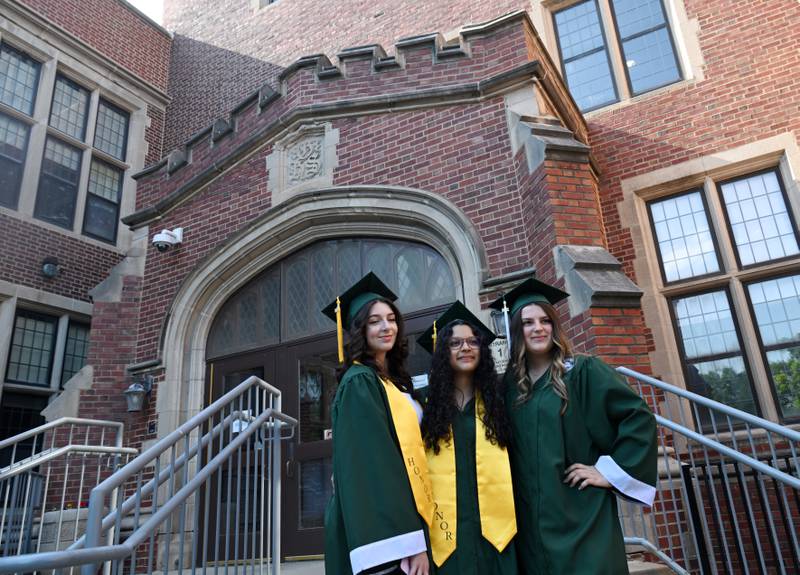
left=128, top=0, right=164, bottom=25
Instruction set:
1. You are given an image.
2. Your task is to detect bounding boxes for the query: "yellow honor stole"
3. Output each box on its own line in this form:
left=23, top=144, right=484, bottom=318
left=426, top=394, right=517, bottom=566
left=380, top=376, right=435, bottom=528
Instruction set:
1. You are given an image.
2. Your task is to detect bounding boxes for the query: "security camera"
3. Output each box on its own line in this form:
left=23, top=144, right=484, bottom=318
left=152, top=228, right=183, bottom=252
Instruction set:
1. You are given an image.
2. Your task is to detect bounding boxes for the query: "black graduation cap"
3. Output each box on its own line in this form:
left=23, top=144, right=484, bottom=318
left=488, top=277, right=569, bottom=318
left=321, top=272, right=397, bottom=363
left=416, top=300, right=496, bottom=355
left=488, top=278, right=569, bottom=344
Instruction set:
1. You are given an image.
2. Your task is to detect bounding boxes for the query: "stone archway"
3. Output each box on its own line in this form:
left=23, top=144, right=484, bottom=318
left=154, top=185, right=489, bottom=435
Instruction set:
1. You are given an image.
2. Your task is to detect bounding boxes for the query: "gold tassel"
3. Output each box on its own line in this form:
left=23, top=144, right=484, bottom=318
left=335, top=297, right=344, bottom=364
left=432, top=320, right=437, bottom=353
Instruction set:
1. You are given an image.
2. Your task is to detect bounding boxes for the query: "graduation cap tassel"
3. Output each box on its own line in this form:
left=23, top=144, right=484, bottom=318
left=335, top=297, right=344, bottom=364
left=502, top=297, right=512, bottom=349
left=431, top=320, right=437, bottom=353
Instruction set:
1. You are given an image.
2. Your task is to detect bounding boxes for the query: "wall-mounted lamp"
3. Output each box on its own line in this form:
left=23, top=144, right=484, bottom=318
left=41, top=257, right=61, bottom=279
left=124, top=375, right=154, bottom=412
left=490, top=309, right=507, bottom=338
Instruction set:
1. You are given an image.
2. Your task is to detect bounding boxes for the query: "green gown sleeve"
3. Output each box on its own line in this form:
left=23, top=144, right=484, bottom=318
left=331, top=367, right=426, bottom=573
left=572, top=356, right=658, bottom=505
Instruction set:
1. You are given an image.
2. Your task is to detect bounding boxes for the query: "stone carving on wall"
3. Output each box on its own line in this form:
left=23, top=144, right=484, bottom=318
left=287, top=137, right=323, bottom=184
left=266, top=122, right=339, bottom=206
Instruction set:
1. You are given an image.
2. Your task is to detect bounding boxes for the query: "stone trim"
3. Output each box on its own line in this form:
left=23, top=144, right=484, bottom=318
left=554, top=245, right=643, bottom=316
left=151, top=186, right=489, bottom=441
left=124, top=61, right=541, bottom=228
left=265, top=122, right=339, bottom=208
left=129, top=10, right=590, bottom=222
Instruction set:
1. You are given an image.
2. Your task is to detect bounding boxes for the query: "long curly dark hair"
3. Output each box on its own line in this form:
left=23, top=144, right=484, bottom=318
left=340, top=297, right=414, bottom=395
left=421, top=320, right=511, bottom=454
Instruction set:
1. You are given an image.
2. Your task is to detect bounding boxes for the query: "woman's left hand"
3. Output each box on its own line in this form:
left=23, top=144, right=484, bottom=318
left=564, top=463, right=611, bottom=490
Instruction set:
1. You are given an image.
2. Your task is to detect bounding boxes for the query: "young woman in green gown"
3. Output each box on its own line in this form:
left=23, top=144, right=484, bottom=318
left=490, top=278, right=658, bottom=575
left=323, top=273, right=433, bottom=575
left=418, top=301, right=518, bottom=575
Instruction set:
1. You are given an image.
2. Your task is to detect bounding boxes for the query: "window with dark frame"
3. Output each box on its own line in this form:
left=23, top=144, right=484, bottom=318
left=0, top=113, right=30, bottom=209
left=60, top=321, right=90, bottom=386
left=49, top=75, right=90, bottom=141
left=670, top=288, right=759, bottom=428
left=34, top=136, right=83, bottom=229
left=746, top=274, right=800, bottom=421
left=552, top=0, right=681, bottom=111
left=649, top=167, right=800, bottom=424
left=0, top=43, right=39, bottom=209
left=609, top=0, right=681, bottom=95
left=0, top=41, right=131, bottom=244
left=648, top=189, right=721, bottom=284
left=5, top=310, right=58, bottom=387
left=0, top=42, right=40, bottom=115
left=553, top=0, right=617, bottom=111
left=718, top=170, right=800, bottom=268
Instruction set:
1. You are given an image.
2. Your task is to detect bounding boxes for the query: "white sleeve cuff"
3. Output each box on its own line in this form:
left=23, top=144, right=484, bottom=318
left=350, top=529, right=426, bottom=574
left=595, top=455, right=656, bottom=506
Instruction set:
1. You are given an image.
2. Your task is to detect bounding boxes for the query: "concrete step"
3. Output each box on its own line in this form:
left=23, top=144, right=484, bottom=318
left=283, top=558, right=670, bottom=575
left=628, top=559, right=675, bottom=574
left=281, top=560, right=324, bottom=575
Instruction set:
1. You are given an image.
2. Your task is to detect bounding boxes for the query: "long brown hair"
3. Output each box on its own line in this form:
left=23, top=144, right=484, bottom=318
left=509, top=302, right=573, bottom=413
left=342, top=297, right=414, bottom=393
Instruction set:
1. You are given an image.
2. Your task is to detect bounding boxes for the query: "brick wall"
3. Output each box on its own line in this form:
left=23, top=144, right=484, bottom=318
left=0, top=213, right=123, bottom=302
left=162, top=0, right=529, bottom=152
left=589, top=0, right=800, bottom=283
left=20, top=0, right=171, bottom=93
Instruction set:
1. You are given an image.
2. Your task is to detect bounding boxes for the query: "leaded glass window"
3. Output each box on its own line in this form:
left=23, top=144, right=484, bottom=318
left=650, top=190, right=720, bottom=283
left=0, top=112, right=29, bottom=209
left=34, top=137, right=82, bottom=229
left=671, top=289, right=758, bottom=422
left=61, top=322, right=89, bottom=386
left=610, top=0, right=681, bottom=94
left=720, top=170, right=800, bottom=267
left=94, top=99, right=129, bottom=160
left=747, top=275, right=800, bottom=420
left=0, top=43, right=40, bottom=115
left=49, top=75, right=89, bottom=141
left=83, top=159, right=122, bottom=242
left=207, top=238, right=457, bottom=359
left=6, top=310, right=58, bottom=386
left=553, top=0, right=617, bottom=111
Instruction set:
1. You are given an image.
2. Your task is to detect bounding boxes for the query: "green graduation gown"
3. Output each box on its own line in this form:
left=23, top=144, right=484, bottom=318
left=506, top=355, right=657, bottom=575
left=432, top=397, right=518, bottom=575
left=325, top=364, right=428, bottom=574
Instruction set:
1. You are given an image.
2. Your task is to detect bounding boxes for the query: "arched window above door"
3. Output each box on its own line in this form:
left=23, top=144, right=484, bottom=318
left=207, top=238, right=457, bottom=359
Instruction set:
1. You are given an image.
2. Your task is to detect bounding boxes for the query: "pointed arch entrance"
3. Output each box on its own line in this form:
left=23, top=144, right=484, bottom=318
left=207, top=237, right=458, bottom=557
left=155, top=185, right=489, bottom=559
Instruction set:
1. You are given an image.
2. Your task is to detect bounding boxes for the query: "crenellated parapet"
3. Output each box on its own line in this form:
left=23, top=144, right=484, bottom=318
left=126, top=10, right=588, bottom=228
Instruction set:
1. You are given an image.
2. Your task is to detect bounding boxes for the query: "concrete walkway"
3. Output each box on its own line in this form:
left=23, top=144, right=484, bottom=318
left=280, top=560, right=324, bottom=574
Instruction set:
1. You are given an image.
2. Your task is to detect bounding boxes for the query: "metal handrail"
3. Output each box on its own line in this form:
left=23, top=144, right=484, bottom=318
left=616, top=366, right=800, bottom=575
left=0, top=445, right=138, bottom=480
left=653, top=413, right=800, bottom=488
left=62, top=410, right=254, bottom=553
left=617, top=367, right=800, bottom=442
left=0, top=418, right=125, bottom=451
left=0, top=407, right=296, bottom=575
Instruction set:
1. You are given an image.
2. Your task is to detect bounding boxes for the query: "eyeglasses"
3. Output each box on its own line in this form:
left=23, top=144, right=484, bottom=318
left=448, top=337, right=480, bottom=350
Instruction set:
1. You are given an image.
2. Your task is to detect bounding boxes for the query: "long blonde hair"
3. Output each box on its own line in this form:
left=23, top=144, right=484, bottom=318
left=509, top=302, right=573, bottom=413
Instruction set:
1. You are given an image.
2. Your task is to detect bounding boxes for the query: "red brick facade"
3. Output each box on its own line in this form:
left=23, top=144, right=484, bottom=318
left=22, top=0, right=171, bottom=92
left=590, top=0, right=800, bottom=282
left=0, top=212, right=124, bottom=303
left=162, top=0, right=531, bottom=151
